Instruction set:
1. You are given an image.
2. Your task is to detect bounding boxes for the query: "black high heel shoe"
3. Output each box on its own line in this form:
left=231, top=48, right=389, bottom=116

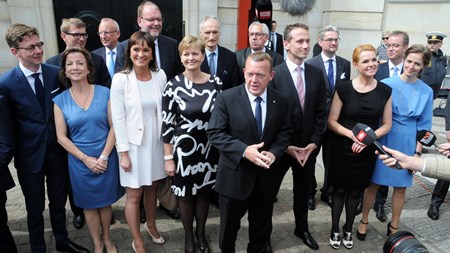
left=194, top=231, right=211, bottom=253
left=357, top=220, right=368, bottom=241
left=387, top=221, right=398, bottom=236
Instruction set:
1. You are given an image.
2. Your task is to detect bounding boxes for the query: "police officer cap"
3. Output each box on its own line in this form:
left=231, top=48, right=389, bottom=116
left=426, top=31, right=447, bottom=42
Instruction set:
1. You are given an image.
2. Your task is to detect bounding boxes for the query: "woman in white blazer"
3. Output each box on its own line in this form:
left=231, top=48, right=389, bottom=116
left=110, top=31, right=166, bottom=253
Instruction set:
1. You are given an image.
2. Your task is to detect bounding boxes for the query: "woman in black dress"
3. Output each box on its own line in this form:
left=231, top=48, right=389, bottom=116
left=162, top=35, right=221, bottom=253
left=327, top=44, right=392, bottom=249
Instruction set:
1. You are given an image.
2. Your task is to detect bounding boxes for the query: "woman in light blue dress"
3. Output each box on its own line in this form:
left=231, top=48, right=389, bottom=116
left=359, top=44, right=433, bottom=238
left=54, top=47, right=123, bottom=253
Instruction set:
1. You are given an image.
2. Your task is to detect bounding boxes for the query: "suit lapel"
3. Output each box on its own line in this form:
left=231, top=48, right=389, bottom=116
left=263, top=90, right=276, bottom=138
left=14, top=67, right=42, bottom=108
left=41, top=65, right=54, bottom=121
left=280, top=63, right=303, bottom=111
left=216, top=46, right=224, bottom=77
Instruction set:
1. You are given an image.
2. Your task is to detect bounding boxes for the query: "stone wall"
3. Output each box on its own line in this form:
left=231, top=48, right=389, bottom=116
left=1, top=0, right=450, bottom=75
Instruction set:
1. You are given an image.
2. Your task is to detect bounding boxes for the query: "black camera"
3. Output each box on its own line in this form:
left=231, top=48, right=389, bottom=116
left=384, top=231, right=429, bottom=253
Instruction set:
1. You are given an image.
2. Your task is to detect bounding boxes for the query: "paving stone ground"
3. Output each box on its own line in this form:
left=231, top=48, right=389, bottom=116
left=6, top=99, right=450, bottom=253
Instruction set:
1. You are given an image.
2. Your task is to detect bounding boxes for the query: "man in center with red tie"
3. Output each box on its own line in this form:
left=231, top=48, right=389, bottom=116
left=270, top=23, right=327, bottom=250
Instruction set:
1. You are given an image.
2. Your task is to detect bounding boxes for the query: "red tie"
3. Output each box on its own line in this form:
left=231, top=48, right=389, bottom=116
left=296, top=66, right=305, bottom=111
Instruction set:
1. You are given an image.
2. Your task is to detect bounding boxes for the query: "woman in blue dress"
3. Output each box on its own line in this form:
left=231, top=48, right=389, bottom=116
left=358, top=44, right=433, bottom=238
left=54, top=47, right=123, bottom=253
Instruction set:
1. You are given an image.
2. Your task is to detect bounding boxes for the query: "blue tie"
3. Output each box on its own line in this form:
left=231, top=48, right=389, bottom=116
left=209, top=52, right=216, bottom=76
left=108, top=51, right=115, bottom=78
left=255, top=97, right=262, bottom=139
left=32, top=73, right=45, bottom=115
left=393, top=66, right=399, bottom=76
left=327, top=59, right=334, bottom=92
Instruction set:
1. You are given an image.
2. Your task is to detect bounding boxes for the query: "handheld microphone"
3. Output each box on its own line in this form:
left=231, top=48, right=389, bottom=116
left=352, top=123, right=402, bottom=170
left=416, top=130, right=438, bottom=148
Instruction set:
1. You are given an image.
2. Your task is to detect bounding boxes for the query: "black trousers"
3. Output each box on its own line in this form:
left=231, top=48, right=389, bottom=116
left=431, top=179, right=450, bottom=206
left=278, top=151, right=317, bottom=234
left=218, top=179, right=273, bottom=253
left=309, top=130, right=333, bottom=198
left=17, top=145, right=69, bottom=253
left=0, top=191, right=17, bottom=253
left=375, top=185, right=389, bottom=207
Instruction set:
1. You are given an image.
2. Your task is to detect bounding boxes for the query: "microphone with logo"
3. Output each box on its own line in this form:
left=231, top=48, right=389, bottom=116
left=416, top=129, right=438, bottom=149
left=351, top=123, right=402, bottom=170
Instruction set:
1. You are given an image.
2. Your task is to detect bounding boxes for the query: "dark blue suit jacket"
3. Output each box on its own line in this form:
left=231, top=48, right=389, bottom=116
left=207, top=85, right=291, bottom=200
left=92, top=46, right=126, bottom=73
left=201, top=45, right=239, bottom=90
left=117, top=34, right=182, bottom=81
left=375, top=62, right=390, bottom=81
left=0, top=64, right=65, bottom=173
left=46, top=52, right=111, bottom=87
left=0, top=94, right=15, bottom=192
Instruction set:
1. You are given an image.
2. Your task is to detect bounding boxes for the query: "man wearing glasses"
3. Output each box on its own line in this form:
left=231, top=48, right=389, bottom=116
left=305, top=25, right=351, bottom=211
left=373, top=30, right=409, bottom=223
left=46, top=17, right=112, bottom=230
left=116, top=1, right=181, bottom=82
left=377, top=31, right=391, bottom=64
left=235, top=21, right=284, bottom=84
left=92, top=18, right=125, bottom=77
left=0, top=23, right=88, bottom=253
left=46, top=18, right=111, bottom=88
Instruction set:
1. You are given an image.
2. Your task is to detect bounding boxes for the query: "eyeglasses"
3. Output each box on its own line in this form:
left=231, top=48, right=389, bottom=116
left=64, top=32, right=89, bottom=39
left=322, top=38, right=340, bottom=43
left=249, top=32, right=266, bottom=37
left=16, top=41, right=44, bottom=52
left=97, top=30, right=118, bottom=36
left=382, top=37, right=389, bottom=40
left=140, top=17, right=163, bottom=23
left=385, top=43, right=403, bottom=48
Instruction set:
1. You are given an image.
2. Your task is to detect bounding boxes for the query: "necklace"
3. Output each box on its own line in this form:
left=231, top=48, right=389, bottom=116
left=70, top=86, right=91, bottom=110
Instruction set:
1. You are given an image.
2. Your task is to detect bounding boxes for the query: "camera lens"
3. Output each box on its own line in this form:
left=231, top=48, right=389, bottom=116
left=384, top=231, right=429, bottom=253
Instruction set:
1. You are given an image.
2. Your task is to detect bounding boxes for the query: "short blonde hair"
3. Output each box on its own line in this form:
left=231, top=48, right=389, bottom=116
left=178, top=35, right=205, bottom=56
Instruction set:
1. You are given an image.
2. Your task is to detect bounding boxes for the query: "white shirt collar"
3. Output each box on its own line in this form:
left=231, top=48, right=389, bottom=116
left=245, top=86, right=268, bottom=103
left=286, top=58, right=305, bottom=73
left=19, top=62, right=42, bottom=77
left=321, top=52, right=336, bottom=63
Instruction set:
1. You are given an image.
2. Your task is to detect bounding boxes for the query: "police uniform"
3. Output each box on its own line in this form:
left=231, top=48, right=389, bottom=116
left=421, top=31, right=447, bottom=99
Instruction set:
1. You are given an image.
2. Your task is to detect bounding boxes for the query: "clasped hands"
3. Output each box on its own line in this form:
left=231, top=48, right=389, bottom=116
left=244, top=142, right=275, bottom=169
left=83, top=156, right=107, bottom=174
left=286, top=143, right=316, bottom=166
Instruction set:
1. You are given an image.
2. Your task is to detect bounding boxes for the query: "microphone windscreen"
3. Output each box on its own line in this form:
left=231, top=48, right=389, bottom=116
left=280, top=0, right=317, bottom=16
left=352, top=123, right=377, bottom=145
left=416, top=130, right=437, bottom=147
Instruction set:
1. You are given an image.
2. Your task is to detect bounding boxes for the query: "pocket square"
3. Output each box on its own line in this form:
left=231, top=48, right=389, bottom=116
left=340, top=73, right=346, bottom=79
left=50, top=88, right=60, bottom=94
left=222, top=70, right=228, bottom=75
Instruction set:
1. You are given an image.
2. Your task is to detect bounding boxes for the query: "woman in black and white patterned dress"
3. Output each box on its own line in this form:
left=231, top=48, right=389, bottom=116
left=162, top=35, right=221, bottom=253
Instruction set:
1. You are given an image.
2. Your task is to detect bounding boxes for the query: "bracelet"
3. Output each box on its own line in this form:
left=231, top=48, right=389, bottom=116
left=80, top=154, right=86, bottom=161
left=100, top=155, right=109, bottom=161
left=414, top=151, right=422, bottom=156
left=164, top=155, right=174, bottom=161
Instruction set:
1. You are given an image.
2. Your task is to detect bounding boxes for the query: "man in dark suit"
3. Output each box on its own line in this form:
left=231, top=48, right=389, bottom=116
left=47, top=17, right=111, bottom=229
left=0, top=23, right=88, bottom=253
left=199, top=15, right=239, bottom=90
left=235, top=21, right=284, bottom=84
left=207, top=52, right=291, bottom=253
left=269, top=20, right=284, bottom=56
left=46, top=18, right=111, bottom=88
left=116, top=0, right=182, bottom=82
left=270, top=23, right=327, bottom=250
left=0, top=94, right=17, bottom=253
left=373, top=30, right=409, bottom=222
left=92, top=18, right=125, bottom=76
left=116, top=0, right=181, bottom=220
left=305, top=25, right=351, bottom=210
